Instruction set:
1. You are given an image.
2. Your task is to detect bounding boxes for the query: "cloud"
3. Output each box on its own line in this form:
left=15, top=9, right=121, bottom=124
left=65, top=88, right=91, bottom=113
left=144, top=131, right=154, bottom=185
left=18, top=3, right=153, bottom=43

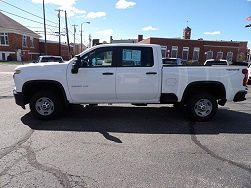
left=31, top=0, right=86, bottom=17
left=115, top=0, right=136, bottom=9
left=142, top=26, right=159, bottom=31
left=204, top=31, right=221, bottom=35
left=96, top=29, right=113, bottom=36
left=85, top=12, right=106, bottom=19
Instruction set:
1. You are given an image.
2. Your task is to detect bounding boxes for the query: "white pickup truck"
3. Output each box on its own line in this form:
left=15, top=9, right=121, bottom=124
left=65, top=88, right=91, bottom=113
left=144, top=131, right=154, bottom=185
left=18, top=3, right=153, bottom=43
left=13, top=44, right=248, bottom=121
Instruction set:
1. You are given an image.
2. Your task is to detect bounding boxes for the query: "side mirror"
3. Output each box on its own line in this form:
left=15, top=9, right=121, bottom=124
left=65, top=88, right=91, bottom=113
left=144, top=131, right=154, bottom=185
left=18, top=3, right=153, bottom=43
left=71, top=55, right=81, bottom=74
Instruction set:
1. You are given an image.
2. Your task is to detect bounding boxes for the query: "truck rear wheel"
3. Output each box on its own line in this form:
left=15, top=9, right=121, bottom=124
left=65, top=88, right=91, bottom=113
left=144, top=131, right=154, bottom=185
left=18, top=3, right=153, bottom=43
left=30, top=91, right=63, bottom=120
left=187, top=93, right=218, bottom=122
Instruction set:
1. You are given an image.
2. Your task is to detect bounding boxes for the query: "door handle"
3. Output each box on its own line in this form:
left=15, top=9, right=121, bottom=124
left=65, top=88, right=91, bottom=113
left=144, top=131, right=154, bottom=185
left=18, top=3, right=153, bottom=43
left=146, top=72, right=157, bottom=75
left=102, top=72, right=114, bottom=75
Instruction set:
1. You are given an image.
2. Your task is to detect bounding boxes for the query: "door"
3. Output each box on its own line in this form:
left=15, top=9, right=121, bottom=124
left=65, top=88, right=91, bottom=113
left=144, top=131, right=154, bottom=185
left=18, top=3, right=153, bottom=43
left=67, top=47, right=116, bottom=103
left=116, top=47, right=160, bottom=102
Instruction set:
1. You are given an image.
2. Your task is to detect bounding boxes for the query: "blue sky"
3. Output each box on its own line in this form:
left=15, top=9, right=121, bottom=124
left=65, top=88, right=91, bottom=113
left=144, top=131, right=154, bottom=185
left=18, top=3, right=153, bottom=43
left=0, top=0, right=251, bottom=47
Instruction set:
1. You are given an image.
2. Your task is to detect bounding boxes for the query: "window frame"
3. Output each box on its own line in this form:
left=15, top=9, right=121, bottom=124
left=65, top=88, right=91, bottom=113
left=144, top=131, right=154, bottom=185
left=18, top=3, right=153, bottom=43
left=161, top=46, right=167, bottom=58
left=117, top=46, right=154, bottom=68
left=30, top=36, right=34, bottom=48
left=226, top=52, right=233, bottom=62
left=206, top=51, right=214, bottom=60
left=182, top=47, right=189, bottom=60
left=216, top=51, right=223, bottom=60
left=79, top=47, right=116, bottom=68
left=22, top=34, right=27, bottom=47
left=192, top=47, right=200, bottom=61
left=0, top=33, right=9, bottom=46
left=171, top=46, right=178, bottom=58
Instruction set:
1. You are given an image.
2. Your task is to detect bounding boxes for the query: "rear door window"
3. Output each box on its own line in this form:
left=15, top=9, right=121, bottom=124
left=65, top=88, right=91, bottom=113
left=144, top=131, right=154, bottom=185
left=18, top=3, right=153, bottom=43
left=118, top=47, right=154, bottom=67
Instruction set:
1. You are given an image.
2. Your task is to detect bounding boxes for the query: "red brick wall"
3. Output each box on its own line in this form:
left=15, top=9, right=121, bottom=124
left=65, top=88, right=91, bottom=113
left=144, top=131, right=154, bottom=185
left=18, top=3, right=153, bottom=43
left=0, top=33, right=40, bottom=61
left=140, top=37, right=248, bottom=64
left=0, top=33, right=39, bottom=52
left=40, top=42, right=73, bottom=60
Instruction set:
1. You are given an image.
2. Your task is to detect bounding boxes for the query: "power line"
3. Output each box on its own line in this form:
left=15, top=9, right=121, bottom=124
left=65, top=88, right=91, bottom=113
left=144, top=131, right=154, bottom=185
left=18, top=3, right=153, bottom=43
left=0, top=0, right=57, bottom=24
left=0, top=9, right=58, bottom=28
left=21, top=0, right=57, bottom=17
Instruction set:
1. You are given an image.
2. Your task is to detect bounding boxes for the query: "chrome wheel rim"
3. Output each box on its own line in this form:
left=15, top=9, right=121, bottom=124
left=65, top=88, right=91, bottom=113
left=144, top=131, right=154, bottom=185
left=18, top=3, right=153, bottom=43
left=35, top=97, right=54, bottom=116
left=194, top=99, right=213, bottom=117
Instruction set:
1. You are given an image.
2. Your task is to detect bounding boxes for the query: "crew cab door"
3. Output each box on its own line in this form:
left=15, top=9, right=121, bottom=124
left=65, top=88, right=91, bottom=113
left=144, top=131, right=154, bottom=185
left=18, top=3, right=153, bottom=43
left=67, top=47, right=116, bottom=103
left=116, top=46, right=160, bottom=102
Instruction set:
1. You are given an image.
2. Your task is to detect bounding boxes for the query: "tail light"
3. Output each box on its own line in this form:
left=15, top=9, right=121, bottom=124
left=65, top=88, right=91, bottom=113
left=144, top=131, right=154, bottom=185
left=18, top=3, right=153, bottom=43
left=242, top=69, right=248, bottom=86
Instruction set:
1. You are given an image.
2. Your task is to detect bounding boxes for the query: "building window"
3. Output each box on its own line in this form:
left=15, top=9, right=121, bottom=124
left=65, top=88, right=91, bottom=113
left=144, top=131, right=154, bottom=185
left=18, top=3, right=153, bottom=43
left=182, top=47, right=189, bottom=60
left=2, top=53, right=6, bottom=60
left=193, top=47, right=200, bottom=61
left=161, top=46, right=167, bottom=58
left=30, top=37, right=34, bottom=47
left=0, top=33, right=9, bottom=45
left=226, top=52, right=233, bottom=62
left=22, top=35, right=27, bottom=47
left=217, top=52, right=223, bottom=60
left=206, top=51, right=213, bottom=60
left=171, top=46, right=178, bottom=58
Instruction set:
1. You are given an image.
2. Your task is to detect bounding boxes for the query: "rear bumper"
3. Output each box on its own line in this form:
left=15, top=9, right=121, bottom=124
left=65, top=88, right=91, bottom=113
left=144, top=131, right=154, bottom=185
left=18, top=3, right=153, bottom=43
left=13, top=90, right=25, bottom=109
left=233, top=90, right=247, bottom=102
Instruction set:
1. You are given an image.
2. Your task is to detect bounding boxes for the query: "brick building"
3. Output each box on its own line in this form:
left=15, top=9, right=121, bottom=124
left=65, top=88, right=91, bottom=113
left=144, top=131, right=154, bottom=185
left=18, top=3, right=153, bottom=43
left=40, top=40, right=74, bottom=60
left=0, top=12, right=40, bottom=61
left=139, top=28, right=248, bottom=64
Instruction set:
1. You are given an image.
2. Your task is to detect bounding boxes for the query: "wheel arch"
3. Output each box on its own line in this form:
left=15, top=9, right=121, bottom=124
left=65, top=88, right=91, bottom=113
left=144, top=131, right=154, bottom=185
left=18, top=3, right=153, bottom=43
left=22, top=80, right=68, bottom=105
left=181, top=81, right=226, bottom=104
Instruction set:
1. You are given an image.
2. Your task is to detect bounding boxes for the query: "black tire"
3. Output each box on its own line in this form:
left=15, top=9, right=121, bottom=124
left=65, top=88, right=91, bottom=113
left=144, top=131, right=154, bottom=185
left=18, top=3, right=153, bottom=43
left=30, top=91, right=63, bottom=120
left=186, top=93, right=218, bottom=122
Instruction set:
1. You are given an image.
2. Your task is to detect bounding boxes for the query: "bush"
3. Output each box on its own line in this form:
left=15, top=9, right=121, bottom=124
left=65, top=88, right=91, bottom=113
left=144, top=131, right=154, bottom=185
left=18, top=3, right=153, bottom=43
left=7, top=54, right=17, bottom=61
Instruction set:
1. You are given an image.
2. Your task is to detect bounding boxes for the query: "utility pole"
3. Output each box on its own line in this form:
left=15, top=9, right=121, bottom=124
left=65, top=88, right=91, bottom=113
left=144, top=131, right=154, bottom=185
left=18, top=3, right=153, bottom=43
left=55, top=9, right=64, bottom=56
left=88, top=34, right=92, bottom=48
left=72, top=24, right=78, bottom=55
left=42, top=0, right=47, bottom=55
left=65, top=11, right=70, bottom=59
left=80, top=22, right=90, bottom=52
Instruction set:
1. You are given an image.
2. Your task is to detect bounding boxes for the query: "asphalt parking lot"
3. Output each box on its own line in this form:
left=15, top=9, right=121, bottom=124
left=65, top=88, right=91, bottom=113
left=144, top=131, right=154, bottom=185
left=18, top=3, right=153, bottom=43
left=0, top=64, right=250, bottom=188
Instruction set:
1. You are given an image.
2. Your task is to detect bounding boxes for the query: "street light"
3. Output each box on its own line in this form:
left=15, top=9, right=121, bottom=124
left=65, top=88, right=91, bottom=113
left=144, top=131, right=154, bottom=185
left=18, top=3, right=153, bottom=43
left=81, top=22, right=90, bottom=52
left=245, top=24, right=251, bottom=28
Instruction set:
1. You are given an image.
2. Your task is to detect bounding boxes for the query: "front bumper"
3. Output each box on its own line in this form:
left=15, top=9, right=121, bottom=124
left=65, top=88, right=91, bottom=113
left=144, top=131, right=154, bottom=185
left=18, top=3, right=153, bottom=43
left=13, top=90, right=25, bottom=109
left=233, top=90, right=247, bottom=102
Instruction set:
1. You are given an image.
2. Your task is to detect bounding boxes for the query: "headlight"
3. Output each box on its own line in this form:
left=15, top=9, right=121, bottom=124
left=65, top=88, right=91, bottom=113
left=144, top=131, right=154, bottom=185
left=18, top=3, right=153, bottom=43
left=13, top=70, right=21, bottom=78
left=14, top=70, right=21, bottom=74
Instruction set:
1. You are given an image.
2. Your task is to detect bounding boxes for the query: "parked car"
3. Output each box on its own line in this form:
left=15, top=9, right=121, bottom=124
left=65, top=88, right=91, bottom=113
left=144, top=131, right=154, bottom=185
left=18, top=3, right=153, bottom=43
left=204, top=59, right=229, bottom=66
left=34, top=56, right=64, bottom=63
left=248, top=63, right=251, bottom=84
left=13, top=44, right=248, bottom=122
left=162, top=58, right=184, bottom=65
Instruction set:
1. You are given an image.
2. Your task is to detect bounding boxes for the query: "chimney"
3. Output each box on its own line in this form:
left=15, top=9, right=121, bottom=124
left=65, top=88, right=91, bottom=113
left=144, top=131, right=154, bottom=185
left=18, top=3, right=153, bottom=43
left=183, top=27, right=191, bottom=39
left=138, top=35, right=143, bottom=42
left=110, top=36, right=113, bottom=43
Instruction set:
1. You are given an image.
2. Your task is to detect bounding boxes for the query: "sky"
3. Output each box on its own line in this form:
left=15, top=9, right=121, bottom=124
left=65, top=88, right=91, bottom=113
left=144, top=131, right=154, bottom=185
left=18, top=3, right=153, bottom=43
left=0, top=0, right=251, bottom=47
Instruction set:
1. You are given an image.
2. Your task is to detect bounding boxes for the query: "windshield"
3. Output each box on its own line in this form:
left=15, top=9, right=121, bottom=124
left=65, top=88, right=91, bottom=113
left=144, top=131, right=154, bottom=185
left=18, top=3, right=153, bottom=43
left=163, top=59, right=177, bottom=65
left=41, top=57, right=63, bottom=63
left=205, top=61, right=228, bottom=66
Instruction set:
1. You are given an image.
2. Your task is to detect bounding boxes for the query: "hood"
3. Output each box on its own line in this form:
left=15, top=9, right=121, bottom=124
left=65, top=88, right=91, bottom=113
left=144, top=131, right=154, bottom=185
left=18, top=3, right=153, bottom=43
left=15, top=62, right=69, bottom=71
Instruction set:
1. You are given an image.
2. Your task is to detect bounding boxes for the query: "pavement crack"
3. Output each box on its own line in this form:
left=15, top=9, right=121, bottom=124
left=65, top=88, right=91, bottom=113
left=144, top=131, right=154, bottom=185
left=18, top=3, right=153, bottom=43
left=0, top=96, right=14, bottom=99
left=21, top=145, right=72, bottom=188
left=188, top=121, right=251, bottom=174
left=0, top=129, right=34, bottom=159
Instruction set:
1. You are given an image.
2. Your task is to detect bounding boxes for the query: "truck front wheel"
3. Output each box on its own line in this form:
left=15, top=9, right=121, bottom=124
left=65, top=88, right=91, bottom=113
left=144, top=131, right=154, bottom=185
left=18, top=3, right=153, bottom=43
left=30, top=91, right=63, bottom=120
left=187, top=93, right=218, bottom=122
